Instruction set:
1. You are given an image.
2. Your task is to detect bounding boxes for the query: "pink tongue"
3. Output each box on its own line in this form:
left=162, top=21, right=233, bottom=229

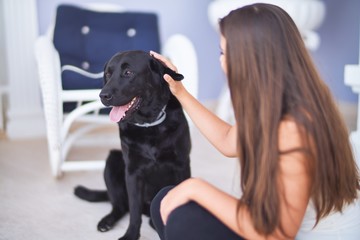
left=109, top=105, right=127, bottom=122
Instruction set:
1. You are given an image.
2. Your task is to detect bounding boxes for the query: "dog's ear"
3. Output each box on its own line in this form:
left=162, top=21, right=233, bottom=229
left=164, top=66, right=184, bottom=81
left=150, top=57, right=184, bottom=81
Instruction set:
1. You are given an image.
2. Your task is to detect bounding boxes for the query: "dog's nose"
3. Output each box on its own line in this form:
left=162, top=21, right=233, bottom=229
left=99, top=92, right=112, bottom=101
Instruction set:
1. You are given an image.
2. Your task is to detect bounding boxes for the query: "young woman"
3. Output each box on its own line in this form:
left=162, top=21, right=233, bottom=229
left=150, top=3, right=360, bottom=239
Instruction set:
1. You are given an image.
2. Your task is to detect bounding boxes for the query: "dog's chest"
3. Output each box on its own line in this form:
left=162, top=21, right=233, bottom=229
left=120, top=122, right=190, bottom=173
left=118, top=124, right=181, bottom=168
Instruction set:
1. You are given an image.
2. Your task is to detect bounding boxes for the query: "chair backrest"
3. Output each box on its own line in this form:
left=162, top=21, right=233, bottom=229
left=53, top=4, right=161, bottom=90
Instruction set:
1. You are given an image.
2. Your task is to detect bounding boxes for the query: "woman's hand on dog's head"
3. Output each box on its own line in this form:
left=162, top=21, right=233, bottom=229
left=150, top=51, right=178, bottom=72
left=150, top=51, right=187, bottom=97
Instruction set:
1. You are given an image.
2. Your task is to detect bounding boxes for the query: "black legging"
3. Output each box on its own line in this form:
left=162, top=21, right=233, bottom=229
left=150, top=186, right=245, bottom=240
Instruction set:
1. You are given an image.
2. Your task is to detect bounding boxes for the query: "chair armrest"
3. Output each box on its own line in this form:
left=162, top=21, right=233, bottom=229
left=34, top=35, right=63, bottom=133
left=162, top=34, right=198, bottom=99
left=34, top=35, right=64, bottom=165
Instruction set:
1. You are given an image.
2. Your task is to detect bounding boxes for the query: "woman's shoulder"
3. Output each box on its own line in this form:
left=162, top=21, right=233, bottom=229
left=277, top=117, right=312, bottom=175
left=278, top=117, right=305, bottom=152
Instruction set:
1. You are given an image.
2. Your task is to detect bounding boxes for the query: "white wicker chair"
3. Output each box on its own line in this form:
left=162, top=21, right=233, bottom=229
left=35, top=4, right=198, bottom=178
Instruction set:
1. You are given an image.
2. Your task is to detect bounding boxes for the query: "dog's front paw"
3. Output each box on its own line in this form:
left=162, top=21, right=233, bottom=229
left=97, top=219, right=113, bottom=232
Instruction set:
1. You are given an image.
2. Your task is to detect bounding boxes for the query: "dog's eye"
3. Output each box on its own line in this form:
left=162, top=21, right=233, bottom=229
left=105, top=72, right=111, bottom=79
left=123, top=70, right=134, bottom=77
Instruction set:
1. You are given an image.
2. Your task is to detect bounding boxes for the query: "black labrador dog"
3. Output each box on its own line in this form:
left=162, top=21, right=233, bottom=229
left=74, top=50, right=191, bottom=240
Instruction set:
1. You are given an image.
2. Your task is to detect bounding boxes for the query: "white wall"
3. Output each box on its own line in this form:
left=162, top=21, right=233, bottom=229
left=0, top=1, right=7, bottom=87
left=1, top=0, right=45, bottom=139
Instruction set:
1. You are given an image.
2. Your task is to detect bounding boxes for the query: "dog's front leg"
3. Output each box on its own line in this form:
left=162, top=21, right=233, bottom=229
left=119, top=172, right=143, bottom=240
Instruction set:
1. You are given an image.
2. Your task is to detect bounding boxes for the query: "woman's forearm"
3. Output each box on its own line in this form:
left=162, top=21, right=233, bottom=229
left=150, top=50, right=237, bottom=157
left=162, top=178, right=292, bottom=240
left=189, top=179, right=263, bottom=239
left=176, top=89, right=238, bottom=157
left=190, top=179, right=292, bottom=240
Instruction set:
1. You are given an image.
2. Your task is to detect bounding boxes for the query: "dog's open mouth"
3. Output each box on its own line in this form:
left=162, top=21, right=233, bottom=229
left=109, top=97, right=141, bottom=122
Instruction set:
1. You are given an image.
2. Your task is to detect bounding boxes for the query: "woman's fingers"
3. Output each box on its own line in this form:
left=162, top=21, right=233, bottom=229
left=163, top=73, right=173, bottom=83
left=150, top=50, right=185, bottom=97
left=150, top=50, right=178, bottom=72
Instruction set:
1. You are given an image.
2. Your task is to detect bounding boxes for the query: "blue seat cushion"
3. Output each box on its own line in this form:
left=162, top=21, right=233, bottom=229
left=53, top=4, right=161, bottom=91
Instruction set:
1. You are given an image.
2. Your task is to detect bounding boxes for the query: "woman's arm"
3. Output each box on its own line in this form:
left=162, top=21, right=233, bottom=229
left=160, top=178, right=262, bottom=238
left=161, top=178, right=279, bottom=239
left=151, top=51, right=238, bottom=157
left=174, top=88, right=238, bottom=157
left=161, top=120, right=311, bottom=239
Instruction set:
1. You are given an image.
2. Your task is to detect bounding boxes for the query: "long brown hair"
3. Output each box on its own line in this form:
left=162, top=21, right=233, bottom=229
left=220, top=3, right=359, bottom=235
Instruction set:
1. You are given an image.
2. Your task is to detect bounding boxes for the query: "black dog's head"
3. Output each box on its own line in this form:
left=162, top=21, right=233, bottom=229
left=99, top=50, right=184, bottom=124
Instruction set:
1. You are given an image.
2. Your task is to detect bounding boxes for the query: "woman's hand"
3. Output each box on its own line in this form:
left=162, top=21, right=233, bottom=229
left=150, top=51, right=187, bottom=97
left=160, top=178, right=200, bottom=224
left=150, top=51, right=237, bottom=157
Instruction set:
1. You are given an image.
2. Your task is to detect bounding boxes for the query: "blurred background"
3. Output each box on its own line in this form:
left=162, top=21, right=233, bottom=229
left=1, top=1, right=360, bottom=239
left=0, top=0, right=359, bottom=139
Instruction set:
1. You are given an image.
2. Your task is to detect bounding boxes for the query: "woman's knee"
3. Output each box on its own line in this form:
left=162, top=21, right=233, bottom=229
left=150, top=186, right=174, bottom=240
left=165, top=202, right=243, bottom=240
left=165, top=202, right=204, bottom=239
left=151, top=186, right=174, bottom=215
